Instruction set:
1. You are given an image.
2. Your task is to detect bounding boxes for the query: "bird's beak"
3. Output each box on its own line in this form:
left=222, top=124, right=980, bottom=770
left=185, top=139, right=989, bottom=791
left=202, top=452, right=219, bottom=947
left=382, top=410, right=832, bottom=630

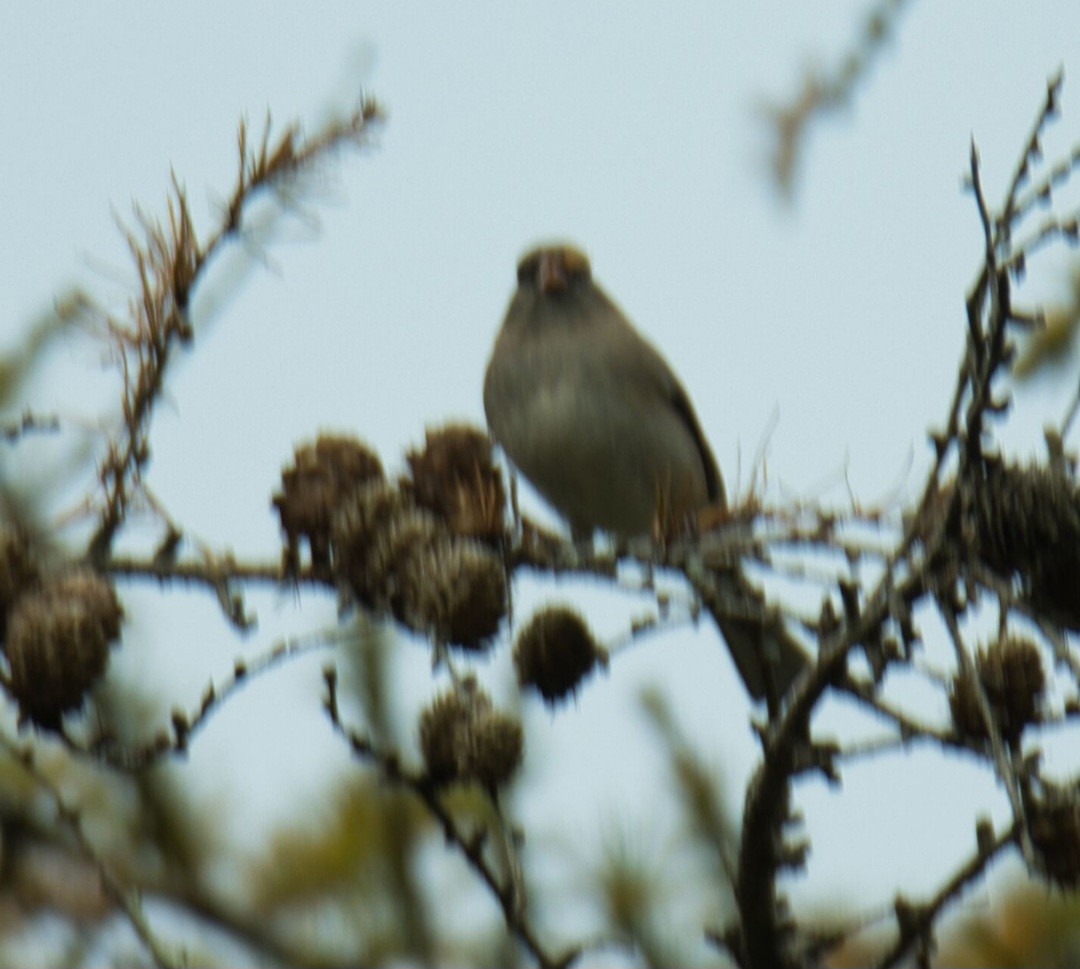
left=537, top=252, right=568, bottom=295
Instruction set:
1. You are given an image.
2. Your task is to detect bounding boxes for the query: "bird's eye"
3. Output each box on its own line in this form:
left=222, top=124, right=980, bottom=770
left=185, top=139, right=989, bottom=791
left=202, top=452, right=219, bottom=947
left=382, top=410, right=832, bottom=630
left=517, top=257, right=539, bottom=288
left=562, top=248, right=591, bottom=285
left=516, top=247, right=589, bottom=293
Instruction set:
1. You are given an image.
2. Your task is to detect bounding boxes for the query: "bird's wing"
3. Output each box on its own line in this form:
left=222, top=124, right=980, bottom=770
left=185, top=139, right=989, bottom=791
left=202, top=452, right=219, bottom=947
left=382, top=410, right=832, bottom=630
left=598, top=302, right=725, bottom=506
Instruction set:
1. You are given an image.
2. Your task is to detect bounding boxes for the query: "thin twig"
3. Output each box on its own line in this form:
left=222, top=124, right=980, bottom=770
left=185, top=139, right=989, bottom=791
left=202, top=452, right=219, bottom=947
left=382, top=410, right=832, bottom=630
left=874, top=820, right=1020, bottom=969
left=761, top=0, right=916, bottom=198
left=322, top=669, right=576, bottom=969
left=1001, top=70, right=1067, bottom=230
left=65, top=627, right=346, bottom=770
left=1, top=410, right=62, bottom=442
left=937, top=597, right=1035, bottom=866
left=88, top=99, right=384, bottom=562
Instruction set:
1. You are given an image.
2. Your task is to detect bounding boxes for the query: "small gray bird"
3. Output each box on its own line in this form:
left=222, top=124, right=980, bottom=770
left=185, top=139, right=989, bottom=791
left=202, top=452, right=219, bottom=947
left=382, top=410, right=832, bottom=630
left=483, top=243, right=808, bottom=701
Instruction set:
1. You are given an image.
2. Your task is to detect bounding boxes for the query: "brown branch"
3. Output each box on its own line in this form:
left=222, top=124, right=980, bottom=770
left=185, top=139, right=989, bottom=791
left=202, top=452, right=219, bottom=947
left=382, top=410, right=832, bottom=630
left=761, top=0, right=916, bottom=198
left=87, top=98, right=384, bottom=563
left=837, top=677, right=958, bottom=749
left=726, top=74, right=1071, bottom=967
left=63, top=627, right=344, bottom=770
left=782, top=819, right=1019, bottom=968
left=735, top=562, right=933, bottom=968
left=1002, top=209, right=1080, bottom=271
left=0, top=410, right=62, bottom=442
left=1001, top=70, right=1066, bottom=231
left=874, top=820, right=1020, bottom=969
left=101, top=552, right=306, bottom=588
left=726, top=368, right=967, bottom=966
left=936, top=597, right=1036, bottom=867
left=100, top=552, right=327, bottom=630
left=321, top=668, right=581, bottom=969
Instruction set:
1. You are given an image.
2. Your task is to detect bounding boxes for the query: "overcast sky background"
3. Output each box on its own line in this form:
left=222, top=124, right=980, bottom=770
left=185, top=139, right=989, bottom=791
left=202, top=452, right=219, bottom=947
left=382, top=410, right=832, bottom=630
left=4, top=2, right=1080, bottom=962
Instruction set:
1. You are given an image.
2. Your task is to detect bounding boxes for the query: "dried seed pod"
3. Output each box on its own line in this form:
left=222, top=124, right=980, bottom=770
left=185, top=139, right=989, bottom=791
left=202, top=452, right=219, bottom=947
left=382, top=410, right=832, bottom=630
left=418, top=688, right=469, bottom=783
left=418, top=680, right=523, bottom=788
left=466, top=707, right=525, bottom=789
left=361, top=507, right=443, bottom=610
left=399, top=539, right=507, bottom=650
left=330, top=480, right=415, bottom=598
left=972, top=462, right=1080, bottom=629
left=273, top=434, right=384, bottom=571
left=948, top=637, right=1045, bottom=745
left=0, top=525, right=40, bottom=641
left=513, top=605, right=606, bottom=704
left=405, top=424, right=505, bottom=542
left=4, top=569, right=122, bottom=730
left=1029, top=790, right=1080, bottom=889
left=333, top=484, right=506, bottom=649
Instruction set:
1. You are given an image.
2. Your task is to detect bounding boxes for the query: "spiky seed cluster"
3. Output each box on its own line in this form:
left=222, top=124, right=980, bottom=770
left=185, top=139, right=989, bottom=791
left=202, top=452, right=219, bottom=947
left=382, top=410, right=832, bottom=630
left=948, top=637, right=1045, bottom=746
left=339, top=483, right=440, bottom=604
left=971, top=462, right=1080, bottom=630
left=405, top=424, right=505, bottom=542
left=273, top=434, right=384, bottom=571
left=513, top=606, right=606, bottom=705
left=1029, top=790, right=1080, bottom=889
left=0, top=526, right=40, bottom=641
left=332, top=482, right=507, bottom=651
left=400, top=540, right=507, bottom=650
left=418, top=680, right=523, bottom=788
left=3, top=569, right=122, bottom=730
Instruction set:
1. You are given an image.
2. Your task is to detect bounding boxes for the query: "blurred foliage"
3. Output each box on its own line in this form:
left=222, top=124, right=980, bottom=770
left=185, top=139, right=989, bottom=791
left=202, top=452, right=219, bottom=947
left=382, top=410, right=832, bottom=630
left=595, top=822, right=680, bottom=969
left=250, top=779, right=421, bottom=910
left=822, top=878, right=1080, bottom=968
left=1013, top=262, right=1080, bottom=380
left=940, top=880, right=1080, bottom=968
left=640, top=686, right=738, bottom=899
left=250, top=775, right=431, bottom=964
left=579, top=688, right=742, bottom=968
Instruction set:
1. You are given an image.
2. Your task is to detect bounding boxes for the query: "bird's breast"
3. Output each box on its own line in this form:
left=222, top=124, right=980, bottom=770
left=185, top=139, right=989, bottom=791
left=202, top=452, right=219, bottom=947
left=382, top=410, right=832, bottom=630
left=484, top=333, right=711, bottom=536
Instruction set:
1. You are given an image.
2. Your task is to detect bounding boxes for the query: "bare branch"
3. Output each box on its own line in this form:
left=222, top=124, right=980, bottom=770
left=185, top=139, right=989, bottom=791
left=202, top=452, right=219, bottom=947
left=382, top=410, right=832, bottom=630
left=874, top=820, right=1020, bottom=969
left=87, top=98, right=384, bottom=563
left=63, top=627, right=345, bottom=770
left=322, top=668, right=586, bottom=969
left=760, top=0, right=916, bottom=198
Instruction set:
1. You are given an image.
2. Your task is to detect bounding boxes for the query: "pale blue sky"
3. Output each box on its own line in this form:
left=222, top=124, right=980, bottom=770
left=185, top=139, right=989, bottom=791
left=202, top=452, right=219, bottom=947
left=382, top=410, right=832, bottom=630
left=3, top=3, right=1080, bottom=962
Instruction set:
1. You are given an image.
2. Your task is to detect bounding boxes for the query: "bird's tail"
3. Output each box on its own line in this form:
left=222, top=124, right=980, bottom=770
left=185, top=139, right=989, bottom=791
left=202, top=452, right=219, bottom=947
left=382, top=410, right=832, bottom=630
left=708, top=569, right=810, bottom=703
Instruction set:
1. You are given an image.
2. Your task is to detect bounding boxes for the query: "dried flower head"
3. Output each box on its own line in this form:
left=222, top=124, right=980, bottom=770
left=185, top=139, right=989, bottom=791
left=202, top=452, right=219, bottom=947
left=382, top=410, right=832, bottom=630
left=3, top=569, right=122, bottom=730
left=273, top=434, right=384, bottom=571
left=514, top=605, right=606, bottom=705
left=399, top=539, right=506, bottom=650
left=972, top=462, right=1080, bottom=629
left=948, top=637, right=1045, bottom=746
left=405, top=424, right=505, bottom=542
left=330, top=480, right=414, bottom=595
left=1029, top=788, right=1080, bottom=889
left=360, top=506, right=443, bottom=610
left=332, top=482, right=506, bottom=650
left=418, top=680, right=523, bottom=788
left=0, top=525, right=40, bottom=641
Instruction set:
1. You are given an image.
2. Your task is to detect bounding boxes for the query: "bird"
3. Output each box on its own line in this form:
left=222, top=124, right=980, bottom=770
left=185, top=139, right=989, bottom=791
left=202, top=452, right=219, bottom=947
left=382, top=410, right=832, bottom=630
left=483, top=243, right=809, bottom=701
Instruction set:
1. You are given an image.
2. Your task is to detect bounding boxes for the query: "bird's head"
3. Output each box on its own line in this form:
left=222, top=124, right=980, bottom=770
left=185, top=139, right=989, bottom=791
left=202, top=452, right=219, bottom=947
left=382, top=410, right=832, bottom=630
left=516, top=244, right=592, bottom=298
